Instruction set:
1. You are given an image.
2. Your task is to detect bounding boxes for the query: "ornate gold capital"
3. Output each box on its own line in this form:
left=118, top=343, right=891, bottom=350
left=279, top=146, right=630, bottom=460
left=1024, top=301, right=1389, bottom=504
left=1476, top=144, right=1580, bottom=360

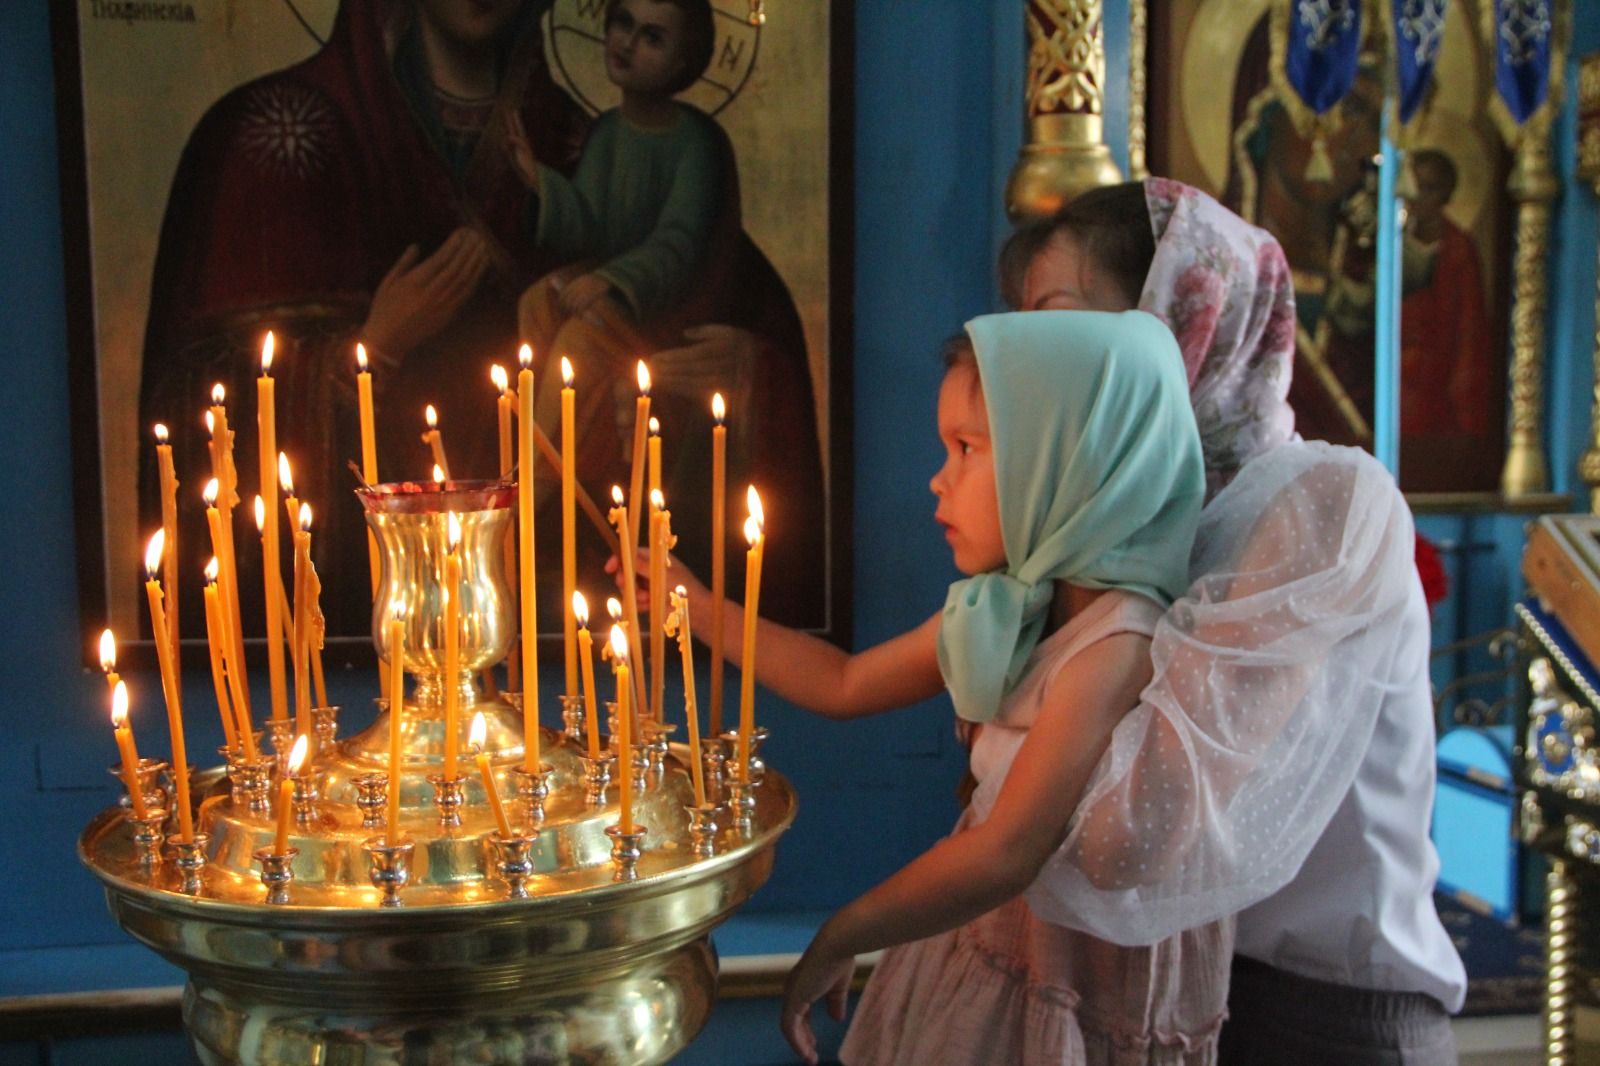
left=1577, top=51, right=1600, bottom=512
left=1007, top=0, right=1123, bottom=221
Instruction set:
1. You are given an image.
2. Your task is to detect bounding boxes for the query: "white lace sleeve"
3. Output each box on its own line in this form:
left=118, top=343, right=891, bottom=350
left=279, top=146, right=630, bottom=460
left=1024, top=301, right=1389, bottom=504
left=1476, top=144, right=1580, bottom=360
left=975, top=442, right=1419, bottom=946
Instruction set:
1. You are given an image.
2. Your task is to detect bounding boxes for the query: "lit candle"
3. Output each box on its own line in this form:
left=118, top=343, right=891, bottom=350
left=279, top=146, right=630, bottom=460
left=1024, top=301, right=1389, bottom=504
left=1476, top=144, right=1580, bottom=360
left=560, top=357, right=578, bottom=703
left=201, top=558, right=239, bottom=751
left=444, top=512, right=462, bottom=781
left=110, top=680, right=148, bottom=820
left=203, top=481, right=254, bottom=752
left=275, top=734, right=308, bottom=856
left=649, top=488, right=672, bottom=723
left=610, top=625, right=634, bottom=834
left=386, top=607, right=406, bottom=843
left=574, top=593, right=601, bottom=759
left=709, top=393, right=727, bottom=736
left=99, top=628, right=119, bottom=697
left=434, top=463, right=446, bottom=486
left=608, top=486, right=648, bottom=717
left=143, top=531, right=194, bottom=843
left=516, top=345, right=540, bottom=773
left=492, top=362, right=518, bottom=695
left=423, top=404, right=452, bottom=480
left=210, top=385, right=241, bottom=684
left=278, top=452, right=299, bottom=533
left=356, top=345, right=383, bottom=679
left=627, top=361, right=651, bottom=549
left=646, top=417, right=662, bottom=702
left=738, top=489, right=765, bottom=782
left=472, top=712, right=514, bottom=838
left=153, top=423, right=180, bottom=651
left=668, top=587, right=707, bottom=807
left=257, top=337, right=287, bottom=729
left=292, top=504, right=313, bottom=743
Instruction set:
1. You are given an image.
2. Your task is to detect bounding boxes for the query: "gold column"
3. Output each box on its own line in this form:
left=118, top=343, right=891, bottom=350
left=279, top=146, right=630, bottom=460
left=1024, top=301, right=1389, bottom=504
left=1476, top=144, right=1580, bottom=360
left=1544, top=860, right=1576, bottom=1066
left=1493, top=1, right=1570, bottom=498
left=1006, top=0, right=1123, bottom=222
left=1127, top=0, right=1148, bottom=181
left=1575, top=51, right=1600, bottom=512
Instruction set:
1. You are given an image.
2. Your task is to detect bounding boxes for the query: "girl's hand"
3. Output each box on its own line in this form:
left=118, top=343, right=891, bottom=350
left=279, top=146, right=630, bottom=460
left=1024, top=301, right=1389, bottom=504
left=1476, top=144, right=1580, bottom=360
left=604, top=547, right=656, bottom=615
left=558, top=272, right=615, bottom=317
left=779, top=939, right=854, bottom=1065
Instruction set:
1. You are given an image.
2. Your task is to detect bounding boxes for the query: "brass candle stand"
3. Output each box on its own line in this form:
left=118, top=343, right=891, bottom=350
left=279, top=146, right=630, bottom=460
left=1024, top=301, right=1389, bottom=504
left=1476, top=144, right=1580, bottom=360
left=81, top=479, right=794, bottom=1065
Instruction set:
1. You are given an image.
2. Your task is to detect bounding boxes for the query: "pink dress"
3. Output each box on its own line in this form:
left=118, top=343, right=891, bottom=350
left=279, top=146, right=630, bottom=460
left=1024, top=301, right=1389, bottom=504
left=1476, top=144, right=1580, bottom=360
left=839, top=592, right=1232, bottom=1066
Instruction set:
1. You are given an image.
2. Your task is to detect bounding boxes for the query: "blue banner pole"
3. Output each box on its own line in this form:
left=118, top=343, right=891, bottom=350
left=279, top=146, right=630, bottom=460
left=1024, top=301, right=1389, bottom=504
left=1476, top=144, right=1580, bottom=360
left=1374, top=107, right=1402, bottom=477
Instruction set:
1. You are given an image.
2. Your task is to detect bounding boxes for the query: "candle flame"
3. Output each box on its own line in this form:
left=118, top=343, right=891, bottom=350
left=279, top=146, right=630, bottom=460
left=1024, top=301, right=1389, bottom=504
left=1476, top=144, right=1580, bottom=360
left=202, top=478, right=219, bottom=507
left=211, top=383, right=226, bottom=405
left=278, top=452, right=294, bottom=496
left=675, top=584, right=689, bottom=597
left=648, top=416, right=660, bottom=437
left=287, top=733, right=309, bottom=775
left=518, top=343, right=533, bottom=369
left=433, top=464, right=446, bottom=484
left=261, top=332, right=275, bottom=374
left=355, top=343, right=368, bottom=373
left=572, top=590, right=590, bottom=627
left=744, top=515, right=761, bottom=546
left=99, top=629, right=116, bottom=672
left=561, top=356, right=574, bottom=387
left=425, top=404, right=439, bottom=429
left=253, top=495, right=265, bottom=531
left=469, top=711, right=487, bottom=752
left=636, top=361, right=651, bottom=396
left=204, top=556, right=220, bottom=584
left=746, top=485, right=764, bottom=528
left=111, top=679, right=129, bottom=728
left=609, top=624, right=630, bottom=662
left=144, top=530, right=166, bottom=578
left=611, top=484, right=625, bottom=506
left=298, top=503, right=313, bottom=532
left=153, top=423, right=169, bottom=445
left=447, top=512, right=461, bottom=549
left=712, top=392, right=725, bottom=424
left=650, top=488, right=665, bottom=511
left=607, top=596, right=623, bottom=622
left=204, top=410, right=215, bottom=437
left=490, top=364, right=509, bottom=394
left=391, top=600, right=408, bottom=622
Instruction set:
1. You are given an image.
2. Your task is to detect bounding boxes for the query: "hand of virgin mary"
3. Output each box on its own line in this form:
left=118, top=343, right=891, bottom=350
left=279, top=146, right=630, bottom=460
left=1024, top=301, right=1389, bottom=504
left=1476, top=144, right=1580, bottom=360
left=361, top=228, right=492, bottom=364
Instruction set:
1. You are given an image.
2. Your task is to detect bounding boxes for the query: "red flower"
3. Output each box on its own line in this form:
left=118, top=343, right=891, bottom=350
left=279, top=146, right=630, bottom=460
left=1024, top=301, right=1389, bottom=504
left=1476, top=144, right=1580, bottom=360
left=1415, top=533, right=1449, bottom=608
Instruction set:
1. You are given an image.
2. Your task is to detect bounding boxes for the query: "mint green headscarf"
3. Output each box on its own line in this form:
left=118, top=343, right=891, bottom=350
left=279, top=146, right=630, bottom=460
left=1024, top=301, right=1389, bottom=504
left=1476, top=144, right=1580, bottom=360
left=938, top=310, right=1205, bottom=723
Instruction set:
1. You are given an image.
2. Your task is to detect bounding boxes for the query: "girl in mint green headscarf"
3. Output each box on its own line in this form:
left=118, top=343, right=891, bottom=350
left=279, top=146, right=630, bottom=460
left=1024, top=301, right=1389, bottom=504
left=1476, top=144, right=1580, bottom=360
left=669, top=310, right=1221, bottom=1064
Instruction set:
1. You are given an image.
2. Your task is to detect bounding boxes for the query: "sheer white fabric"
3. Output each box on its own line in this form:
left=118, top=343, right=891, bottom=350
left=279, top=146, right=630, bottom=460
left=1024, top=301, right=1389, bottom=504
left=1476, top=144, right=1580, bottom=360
left=970, top=440, right=1417, bottom=947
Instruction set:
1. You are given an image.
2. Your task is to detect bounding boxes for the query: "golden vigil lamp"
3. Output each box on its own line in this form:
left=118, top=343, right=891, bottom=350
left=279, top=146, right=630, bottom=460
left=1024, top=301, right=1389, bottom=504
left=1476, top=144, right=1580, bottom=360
left=80, top=328, right=793, bottom=1064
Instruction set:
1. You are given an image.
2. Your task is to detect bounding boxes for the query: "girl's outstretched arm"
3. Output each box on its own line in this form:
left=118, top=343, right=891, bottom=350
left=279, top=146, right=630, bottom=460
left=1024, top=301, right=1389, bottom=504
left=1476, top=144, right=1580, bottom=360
left=650, top=551, right=944, bottom=719
left=777, top=630, right=1152, bottom=1063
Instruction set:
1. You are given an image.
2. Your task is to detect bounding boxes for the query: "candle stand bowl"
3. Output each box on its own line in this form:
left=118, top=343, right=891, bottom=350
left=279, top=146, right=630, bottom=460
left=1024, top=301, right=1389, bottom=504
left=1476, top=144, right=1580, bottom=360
left=79, top=480, right=796, bottom=1065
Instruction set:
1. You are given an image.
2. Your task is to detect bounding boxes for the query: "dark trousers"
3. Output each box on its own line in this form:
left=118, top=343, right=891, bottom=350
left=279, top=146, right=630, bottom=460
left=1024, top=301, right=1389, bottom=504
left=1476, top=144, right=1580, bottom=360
left=1218, top=954, right=1457, bottom=1066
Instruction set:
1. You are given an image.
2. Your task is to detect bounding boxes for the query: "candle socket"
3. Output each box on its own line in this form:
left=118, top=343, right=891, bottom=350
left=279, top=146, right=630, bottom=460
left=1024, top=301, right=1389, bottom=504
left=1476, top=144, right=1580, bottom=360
left=720, top=727, right=770, bottom=786
left=629, top=742, right=650, bottom=793
left=509, top=764, right=555, bottom=825
left=362, top=836, right=414, bottom=908
left=428, top=774, right=466, bottom=828
left=686, top=804, right=719, bottom=859
left=268, top=720, right=295, bottom=773
left=579, top=754, right=615, bottom=807
left=312, top=705, right=341, bottom=750
left=489, top=830, right=540, bottom=899
left=642, top=721, right=675, bottom=778
left=171, top=833, right=209, bottom=895
left=605, top=824, right=647, bottom=883
left=559, top=694, right=585, bottom=744
left=291, top=770, right=325, bottom=829
left=110, top=758, right=169, bottom=816
left=724, top=779, right=757, bottom=836
left=253, top=846, right=298, bottom=905
left=233, top=758, right=275, bottom=816
left=131, top=807, right=168, bottom=867
left=700, top=738, right=728, bottom=803
left=353, top=772, right=388, bottom=830
left=221, top=743, right=264, bottom=808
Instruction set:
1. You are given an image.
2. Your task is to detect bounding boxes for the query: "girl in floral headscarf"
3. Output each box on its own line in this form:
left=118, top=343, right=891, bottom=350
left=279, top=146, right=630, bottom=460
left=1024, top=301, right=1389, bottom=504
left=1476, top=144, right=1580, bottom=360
left=999, top=181, right=1463, bottom=1066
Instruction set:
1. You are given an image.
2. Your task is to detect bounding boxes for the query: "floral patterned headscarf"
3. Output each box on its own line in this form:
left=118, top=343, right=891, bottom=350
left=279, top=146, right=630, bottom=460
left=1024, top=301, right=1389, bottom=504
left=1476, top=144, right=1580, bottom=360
left=1141, top=178, right=1297, bottom=499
